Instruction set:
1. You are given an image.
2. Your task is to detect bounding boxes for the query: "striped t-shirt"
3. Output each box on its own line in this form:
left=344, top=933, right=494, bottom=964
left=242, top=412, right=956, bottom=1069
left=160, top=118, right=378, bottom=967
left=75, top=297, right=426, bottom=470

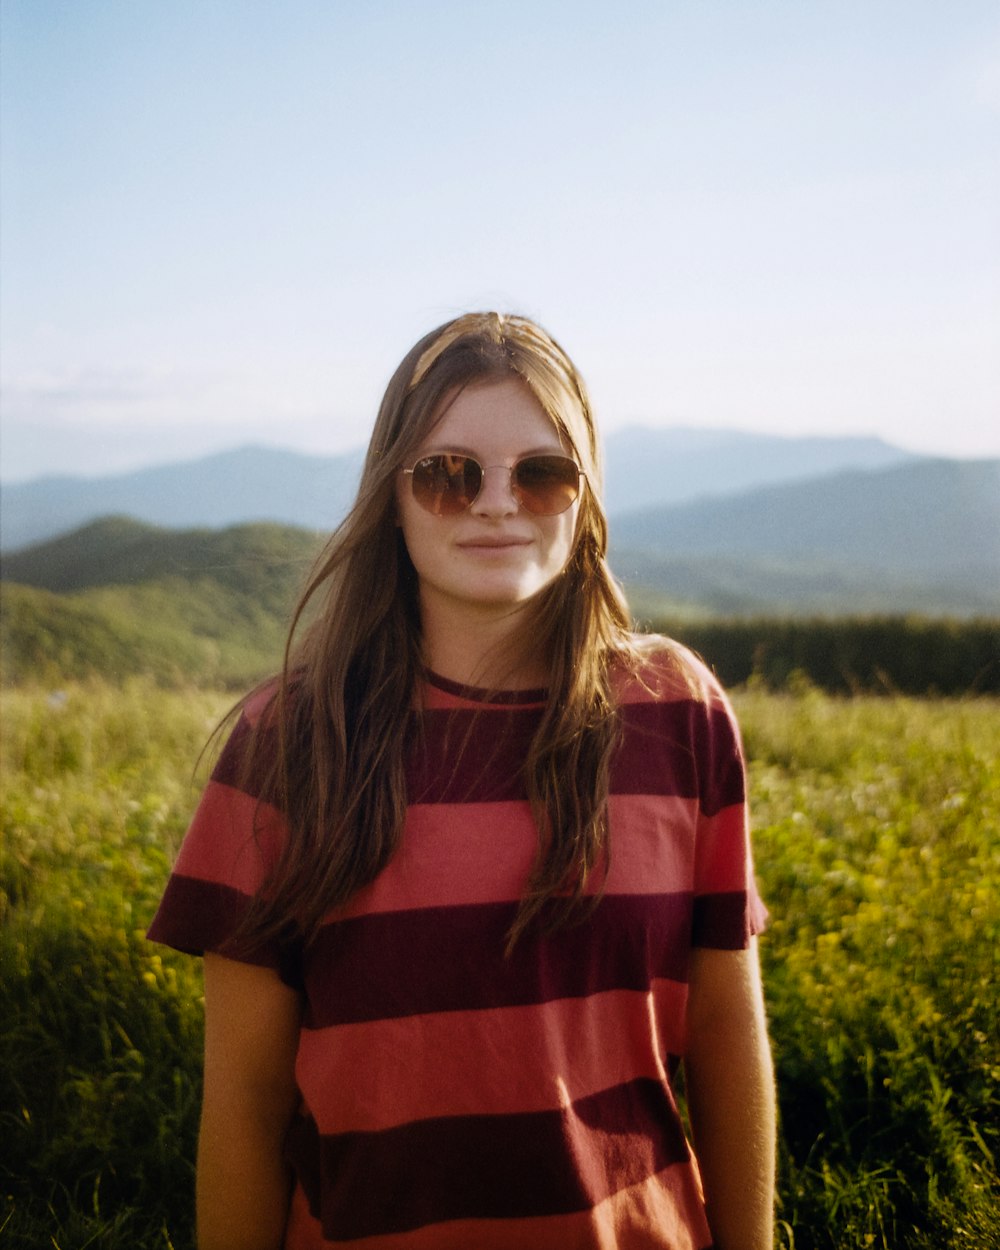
left=148, top=642, right=766, bottom=1249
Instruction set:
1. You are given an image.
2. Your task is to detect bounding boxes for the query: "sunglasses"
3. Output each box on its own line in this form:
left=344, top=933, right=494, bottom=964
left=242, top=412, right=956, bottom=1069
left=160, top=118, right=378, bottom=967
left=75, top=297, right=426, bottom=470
left=402, top=452, right=584, bottom=516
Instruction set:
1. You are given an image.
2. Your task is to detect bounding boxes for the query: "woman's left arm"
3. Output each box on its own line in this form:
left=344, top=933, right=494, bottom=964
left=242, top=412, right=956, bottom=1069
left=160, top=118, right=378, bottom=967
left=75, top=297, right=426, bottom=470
left=684, top=939, right=776, bottom=1250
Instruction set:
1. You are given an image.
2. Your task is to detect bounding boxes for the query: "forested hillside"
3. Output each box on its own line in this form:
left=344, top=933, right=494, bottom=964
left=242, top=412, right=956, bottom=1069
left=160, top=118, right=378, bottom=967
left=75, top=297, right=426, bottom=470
left=2, top=517, right=996, bottom=693
left=611, top=457, right=1000, bottom=617
left=1, top=519, right=324, bottom=688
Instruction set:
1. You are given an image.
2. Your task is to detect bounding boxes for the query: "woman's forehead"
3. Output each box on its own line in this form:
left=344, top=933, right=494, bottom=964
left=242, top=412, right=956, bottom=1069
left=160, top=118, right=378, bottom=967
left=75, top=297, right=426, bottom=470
left=419, top=375, right=584, bottom=457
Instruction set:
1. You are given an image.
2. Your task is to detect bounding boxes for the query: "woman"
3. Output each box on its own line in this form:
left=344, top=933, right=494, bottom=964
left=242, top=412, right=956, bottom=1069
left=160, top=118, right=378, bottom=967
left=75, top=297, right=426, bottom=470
left=149, top=311, right=775, bottom=1250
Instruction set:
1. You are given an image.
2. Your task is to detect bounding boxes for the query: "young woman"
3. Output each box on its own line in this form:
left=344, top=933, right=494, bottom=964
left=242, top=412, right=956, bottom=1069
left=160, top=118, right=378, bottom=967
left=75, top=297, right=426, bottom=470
left=149, top=312, right=775, bottom=1250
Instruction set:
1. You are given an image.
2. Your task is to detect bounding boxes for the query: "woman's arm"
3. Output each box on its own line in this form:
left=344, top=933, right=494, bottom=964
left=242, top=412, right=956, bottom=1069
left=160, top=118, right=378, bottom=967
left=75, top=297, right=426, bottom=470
left=684, top=940, right=776, bottom=1250
left=197, top=953, right=303, bottom=1250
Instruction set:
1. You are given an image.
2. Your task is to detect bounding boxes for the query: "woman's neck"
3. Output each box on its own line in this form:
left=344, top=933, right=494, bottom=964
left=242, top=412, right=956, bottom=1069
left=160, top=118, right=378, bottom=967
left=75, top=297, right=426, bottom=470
left=419, top=602, right=549, bottom=691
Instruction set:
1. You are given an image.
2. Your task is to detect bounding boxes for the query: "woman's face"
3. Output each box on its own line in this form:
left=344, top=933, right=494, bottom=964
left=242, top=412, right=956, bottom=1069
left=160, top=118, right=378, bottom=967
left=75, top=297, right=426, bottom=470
left=395, top=377, right=581, bottom=628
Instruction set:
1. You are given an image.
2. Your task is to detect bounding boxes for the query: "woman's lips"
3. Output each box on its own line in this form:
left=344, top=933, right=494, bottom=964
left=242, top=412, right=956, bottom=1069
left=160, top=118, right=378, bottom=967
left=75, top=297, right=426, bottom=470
left=456, top=537, right=532, bottom=550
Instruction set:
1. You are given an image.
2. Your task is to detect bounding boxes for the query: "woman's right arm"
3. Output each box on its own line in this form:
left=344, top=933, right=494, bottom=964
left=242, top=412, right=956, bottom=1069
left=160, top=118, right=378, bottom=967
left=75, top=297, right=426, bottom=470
left=197, top=953, right=303, bottom=1250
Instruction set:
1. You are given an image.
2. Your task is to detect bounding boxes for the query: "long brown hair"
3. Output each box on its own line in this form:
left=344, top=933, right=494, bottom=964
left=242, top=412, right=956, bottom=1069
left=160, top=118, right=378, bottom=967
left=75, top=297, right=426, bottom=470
left=237, top=312, right=641, bottom=951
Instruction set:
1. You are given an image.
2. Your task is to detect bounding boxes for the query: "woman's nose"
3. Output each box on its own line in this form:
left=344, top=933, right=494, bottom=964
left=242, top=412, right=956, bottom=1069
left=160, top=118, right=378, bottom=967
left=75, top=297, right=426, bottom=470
left=471, top=465, right=520, bottom=516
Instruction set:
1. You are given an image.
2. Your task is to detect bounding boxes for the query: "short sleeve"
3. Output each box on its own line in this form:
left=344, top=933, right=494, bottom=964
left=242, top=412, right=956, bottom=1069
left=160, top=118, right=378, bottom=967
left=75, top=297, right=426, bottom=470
left=146, top=710, right=301, bottom=984
left=687, top=662, right=768, bottom=949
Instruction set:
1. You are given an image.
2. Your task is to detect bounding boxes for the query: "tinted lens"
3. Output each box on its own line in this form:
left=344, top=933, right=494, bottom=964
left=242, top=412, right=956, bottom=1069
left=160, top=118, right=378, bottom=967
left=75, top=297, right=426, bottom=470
left=410, top=454, right=483, bottom=515
left=512, top=455, right=581, bottom=515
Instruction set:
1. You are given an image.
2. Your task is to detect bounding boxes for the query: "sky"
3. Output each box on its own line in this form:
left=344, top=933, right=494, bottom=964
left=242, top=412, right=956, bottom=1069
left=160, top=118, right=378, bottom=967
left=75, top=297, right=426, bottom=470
left=2, top=0, right=998, bottom=483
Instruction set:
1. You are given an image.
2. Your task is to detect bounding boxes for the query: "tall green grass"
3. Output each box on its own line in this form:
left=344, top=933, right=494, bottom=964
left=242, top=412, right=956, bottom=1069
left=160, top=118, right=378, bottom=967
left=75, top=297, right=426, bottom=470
left=1, top=683, right=228, bottom=1249
left=2, top=681, right=998, bottom=1248
left=740, top=683, right=1000, bottom=1247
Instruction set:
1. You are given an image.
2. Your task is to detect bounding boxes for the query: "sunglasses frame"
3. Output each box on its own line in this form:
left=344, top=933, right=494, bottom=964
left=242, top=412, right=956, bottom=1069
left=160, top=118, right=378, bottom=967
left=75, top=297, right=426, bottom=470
left=401, top=452, right=585, bottom=517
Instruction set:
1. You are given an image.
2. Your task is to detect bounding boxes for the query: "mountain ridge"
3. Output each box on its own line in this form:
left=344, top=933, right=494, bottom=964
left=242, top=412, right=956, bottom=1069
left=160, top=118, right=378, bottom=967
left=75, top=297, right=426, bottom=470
left=1, top=428, right=919, bottom=551
left=610, top=457, right=1000, bottom=574
left=0, top=516, right=324, bottom=604
left=4, top=455, right=998, bottom=619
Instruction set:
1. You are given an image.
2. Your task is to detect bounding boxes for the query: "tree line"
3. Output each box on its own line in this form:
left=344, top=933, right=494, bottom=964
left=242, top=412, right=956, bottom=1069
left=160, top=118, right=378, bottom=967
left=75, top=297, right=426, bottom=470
left=650, top=616, right=1000, bottom=695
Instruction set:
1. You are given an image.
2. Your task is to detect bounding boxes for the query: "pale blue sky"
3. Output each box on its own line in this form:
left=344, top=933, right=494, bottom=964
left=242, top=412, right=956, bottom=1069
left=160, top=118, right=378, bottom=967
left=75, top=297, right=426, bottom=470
left=2, top=0, right=998, bottom=481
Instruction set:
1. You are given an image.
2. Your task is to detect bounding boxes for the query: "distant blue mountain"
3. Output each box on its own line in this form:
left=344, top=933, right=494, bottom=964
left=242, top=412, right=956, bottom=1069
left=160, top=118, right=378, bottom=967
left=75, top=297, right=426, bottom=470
left=4, top=456, right=997, bottom=618
left=601, top=426, right=917, bottom=513
left=1, top=429, right=918, bottom=551
left=609, top=457, right=1000, bottom=617
left=0, top=444, right=364, bottom=551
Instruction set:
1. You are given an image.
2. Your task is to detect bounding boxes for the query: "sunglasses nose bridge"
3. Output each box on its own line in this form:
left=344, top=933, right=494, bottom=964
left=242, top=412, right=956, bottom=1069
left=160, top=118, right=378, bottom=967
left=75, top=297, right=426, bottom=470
left=471, top=462, right=521, bottom=513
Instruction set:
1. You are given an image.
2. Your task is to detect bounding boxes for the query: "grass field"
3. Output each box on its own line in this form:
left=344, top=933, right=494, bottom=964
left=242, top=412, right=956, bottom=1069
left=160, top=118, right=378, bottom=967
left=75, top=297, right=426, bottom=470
left=2, top=679, right=998, bottom=1248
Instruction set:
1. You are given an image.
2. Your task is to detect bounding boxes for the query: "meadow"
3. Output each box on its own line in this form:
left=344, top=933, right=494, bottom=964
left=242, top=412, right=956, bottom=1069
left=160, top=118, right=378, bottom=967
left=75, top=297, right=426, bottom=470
left=2, top=679, right=998, bottom=1249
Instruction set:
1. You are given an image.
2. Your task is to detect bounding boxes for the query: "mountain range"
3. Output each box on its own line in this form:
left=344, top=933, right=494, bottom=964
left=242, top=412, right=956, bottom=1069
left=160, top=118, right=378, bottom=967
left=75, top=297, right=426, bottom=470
left=2, top=429, right=998, bottom=620
left=1, top=427, right=916, bottom=552
left=610, top=457, right=1000, bottom=617
left=2, top=453, right=998, bottom=620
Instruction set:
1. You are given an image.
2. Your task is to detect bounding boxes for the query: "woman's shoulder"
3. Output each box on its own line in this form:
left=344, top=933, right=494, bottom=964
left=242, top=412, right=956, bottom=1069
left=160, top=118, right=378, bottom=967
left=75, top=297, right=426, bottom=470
left=207, top=675, right=306, bottom=802
left=241, top=676, right=284, bottom=728
left=212, top=675, right=294, bottom=771
left=612, top=632, right=730, bottom=709
left=236, top=668, right=316, bottom=730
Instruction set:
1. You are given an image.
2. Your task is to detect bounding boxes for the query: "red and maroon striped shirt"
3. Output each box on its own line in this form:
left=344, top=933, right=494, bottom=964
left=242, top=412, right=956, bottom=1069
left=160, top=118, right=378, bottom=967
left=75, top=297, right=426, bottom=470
left=148, top=641, right=767, bottom=1248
